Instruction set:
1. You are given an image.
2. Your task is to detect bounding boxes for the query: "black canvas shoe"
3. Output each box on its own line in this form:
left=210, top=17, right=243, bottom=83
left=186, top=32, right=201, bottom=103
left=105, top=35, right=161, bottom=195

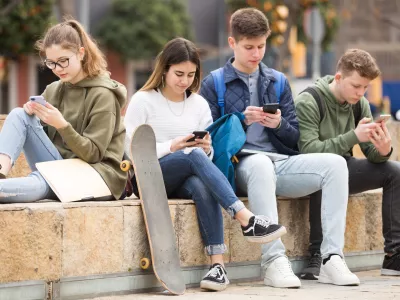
left=300, top=251, right=322, bottom=280
left=200, top=263, right=229, bottom=291
left=381, top=252, right=400, bottom=276
left=241, top=215, right=286, bottom=243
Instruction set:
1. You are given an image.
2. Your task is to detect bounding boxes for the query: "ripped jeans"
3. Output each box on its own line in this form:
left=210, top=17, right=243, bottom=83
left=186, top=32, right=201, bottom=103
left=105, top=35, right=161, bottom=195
left=131, top=148, right=245, bottom=255
left=0, top=108, right=61, bottom=202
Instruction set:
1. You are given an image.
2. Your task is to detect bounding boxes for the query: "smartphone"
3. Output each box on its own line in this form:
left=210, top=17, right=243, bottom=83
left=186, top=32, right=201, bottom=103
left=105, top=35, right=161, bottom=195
left=187, top=131, right=208, bottom=142
left=29, top=95, right=47, bottom=106
left=375, top=114, right=391, bottom=123
left=263, top=103, right=279, bottom=114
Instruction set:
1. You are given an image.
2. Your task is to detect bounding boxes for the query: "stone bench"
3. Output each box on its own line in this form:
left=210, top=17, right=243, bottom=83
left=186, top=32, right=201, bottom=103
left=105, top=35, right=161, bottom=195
left=0, top=191, right=384, bottom=299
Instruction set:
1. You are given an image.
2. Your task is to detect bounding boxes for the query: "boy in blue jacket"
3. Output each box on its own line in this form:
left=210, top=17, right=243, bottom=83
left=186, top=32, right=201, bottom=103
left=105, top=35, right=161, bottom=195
left=200, top=7, right=359, bottom=288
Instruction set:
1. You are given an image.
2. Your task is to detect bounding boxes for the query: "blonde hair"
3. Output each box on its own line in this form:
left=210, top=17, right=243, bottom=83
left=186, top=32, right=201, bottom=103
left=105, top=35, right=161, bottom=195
left=141, top=37, right=201, bottom=93
left=35, top=18, right=107, bottom=77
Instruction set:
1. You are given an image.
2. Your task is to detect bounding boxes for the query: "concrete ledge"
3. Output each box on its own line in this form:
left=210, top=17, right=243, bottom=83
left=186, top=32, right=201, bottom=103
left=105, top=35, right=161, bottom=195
left=0, top=191, right=383, bottom=286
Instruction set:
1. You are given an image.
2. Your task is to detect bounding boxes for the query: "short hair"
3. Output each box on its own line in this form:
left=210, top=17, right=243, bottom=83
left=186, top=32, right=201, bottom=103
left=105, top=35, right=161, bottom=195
left=337, top=49, right=381, bottom=80
left=230, top=8, right=271, bottom=41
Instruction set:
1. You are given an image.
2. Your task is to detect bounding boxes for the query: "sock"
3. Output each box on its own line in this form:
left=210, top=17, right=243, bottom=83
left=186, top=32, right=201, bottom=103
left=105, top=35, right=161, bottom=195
left=323, top=254, right=340, bottom=265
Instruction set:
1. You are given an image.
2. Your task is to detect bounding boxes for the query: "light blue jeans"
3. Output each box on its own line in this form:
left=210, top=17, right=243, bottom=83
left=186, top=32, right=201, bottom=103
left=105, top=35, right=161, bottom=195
left=0, top=108, right=62, bottom=202
left=235, top=153, right=348, bottom=269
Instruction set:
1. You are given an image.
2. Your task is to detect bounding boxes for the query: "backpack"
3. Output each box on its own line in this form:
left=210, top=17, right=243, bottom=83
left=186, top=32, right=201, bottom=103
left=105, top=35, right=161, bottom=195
left=206, top=67, right=285, bottom=190
left=211, top=67, right=286, bottom=116
left=206, top=112, right=246, bottom=191
left=300, top=86, right=362, bottom=126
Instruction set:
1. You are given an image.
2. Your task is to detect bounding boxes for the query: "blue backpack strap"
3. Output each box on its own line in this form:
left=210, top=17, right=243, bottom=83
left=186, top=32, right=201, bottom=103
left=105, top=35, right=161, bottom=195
left=211, top=68, right=226, bottom=116
left=271, top=69, right=285, bottom=103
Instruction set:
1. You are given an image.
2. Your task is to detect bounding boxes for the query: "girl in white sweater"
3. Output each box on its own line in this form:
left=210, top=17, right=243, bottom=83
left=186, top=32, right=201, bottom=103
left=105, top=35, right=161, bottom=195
left=124, top=38, right=285, bottom=291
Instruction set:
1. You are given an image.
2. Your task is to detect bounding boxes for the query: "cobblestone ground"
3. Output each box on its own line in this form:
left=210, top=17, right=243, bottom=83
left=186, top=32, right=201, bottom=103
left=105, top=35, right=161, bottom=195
left=86, top=270, right=400, bottom=300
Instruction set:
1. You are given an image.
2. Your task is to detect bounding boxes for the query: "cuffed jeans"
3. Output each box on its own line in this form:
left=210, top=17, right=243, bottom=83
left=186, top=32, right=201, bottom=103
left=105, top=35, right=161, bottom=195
left=131, top=148, right=245, bottom=255
left=0, top=108, right=61, bottom=202
left=235, top=153, right=348, bottom=269
left=309, top=156, right=400, bottom=254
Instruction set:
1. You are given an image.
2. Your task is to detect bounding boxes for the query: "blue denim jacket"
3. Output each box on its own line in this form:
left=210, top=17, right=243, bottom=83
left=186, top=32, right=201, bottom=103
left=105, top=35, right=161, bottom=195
left=200, top=57, right=299, bottom=155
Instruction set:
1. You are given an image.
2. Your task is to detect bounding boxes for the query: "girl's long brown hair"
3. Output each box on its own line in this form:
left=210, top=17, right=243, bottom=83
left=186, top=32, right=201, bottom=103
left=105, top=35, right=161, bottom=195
left=36, top=18, right=107, bottom=77
left=141, top=37, right=201, bottom=93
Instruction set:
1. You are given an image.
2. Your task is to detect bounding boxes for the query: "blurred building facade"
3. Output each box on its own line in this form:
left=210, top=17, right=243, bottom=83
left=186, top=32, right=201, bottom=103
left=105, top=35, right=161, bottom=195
left=3, top=0, right=400, bottom=113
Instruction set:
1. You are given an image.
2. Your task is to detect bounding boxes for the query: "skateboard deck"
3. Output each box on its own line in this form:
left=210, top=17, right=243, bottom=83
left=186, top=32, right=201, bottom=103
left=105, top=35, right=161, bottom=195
left=128, top=124, right=186, bottom=295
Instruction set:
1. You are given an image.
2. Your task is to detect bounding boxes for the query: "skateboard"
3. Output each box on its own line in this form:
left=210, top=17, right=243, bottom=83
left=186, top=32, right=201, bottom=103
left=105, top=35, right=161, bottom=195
left=121, top=124, right=186, bottom=295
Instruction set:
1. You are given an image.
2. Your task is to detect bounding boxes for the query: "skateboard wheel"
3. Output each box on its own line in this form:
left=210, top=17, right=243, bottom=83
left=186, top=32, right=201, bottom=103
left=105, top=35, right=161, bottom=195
left=120, top=160, right=131, bottom=172
left=140, top=258, right=150, bottom=269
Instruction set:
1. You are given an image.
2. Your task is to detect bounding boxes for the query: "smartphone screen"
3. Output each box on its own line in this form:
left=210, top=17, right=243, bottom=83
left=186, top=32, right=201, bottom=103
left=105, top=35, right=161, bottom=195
left=187, top=131, right=208, bottom=142
left=263, top=103, right=279, bottom=114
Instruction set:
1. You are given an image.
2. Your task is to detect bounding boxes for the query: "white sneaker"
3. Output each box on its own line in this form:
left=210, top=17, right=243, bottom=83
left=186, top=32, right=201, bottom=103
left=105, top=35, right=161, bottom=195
left=318, top=255, right=360, bottom=286
left=264, top=256, right=301, bottom=288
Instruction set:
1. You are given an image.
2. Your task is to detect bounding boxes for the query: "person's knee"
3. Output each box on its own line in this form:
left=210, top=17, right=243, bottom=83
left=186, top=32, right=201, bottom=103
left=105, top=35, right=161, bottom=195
left=321, top=154, right=348, bottom=177
left=244, top=155, right=275, bottom=178
left=183, top=147, right=209, bottom=165
left=383, top=161, right=400, bottom=183
left=8, top=107, right=26, bottom=119
left=8, top=107, right=34, bottom=124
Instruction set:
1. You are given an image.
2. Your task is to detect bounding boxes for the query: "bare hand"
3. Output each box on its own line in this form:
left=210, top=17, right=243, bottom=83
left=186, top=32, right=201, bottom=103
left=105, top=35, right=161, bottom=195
left=170, top=134, right=198, bottom=152
left=369, top=122, right=392, bottom=156
left=354, top=117, right=378, bottom=143
left=259, top=109, right=282, bottom=129
left=23, top=101, right=34, bottom=115
left=195, top=133, right=212, bottom=155
left=243, top=106, right=268, bottom=125
left=31, top=102, right=68, bottom=129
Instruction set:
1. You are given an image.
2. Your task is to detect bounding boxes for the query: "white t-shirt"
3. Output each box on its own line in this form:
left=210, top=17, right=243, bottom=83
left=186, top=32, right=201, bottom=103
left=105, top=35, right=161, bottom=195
left=124, top=89, right=213, bottom=159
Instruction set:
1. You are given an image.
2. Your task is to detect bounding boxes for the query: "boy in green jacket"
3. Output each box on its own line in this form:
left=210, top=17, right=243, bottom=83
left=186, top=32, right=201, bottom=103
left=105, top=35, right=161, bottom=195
left=295, top=49, right=400, bottom=279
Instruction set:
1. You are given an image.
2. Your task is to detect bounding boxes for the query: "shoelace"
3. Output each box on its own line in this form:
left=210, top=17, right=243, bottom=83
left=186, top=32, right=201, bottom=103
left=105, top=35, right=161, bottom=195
left=308, top=253, right=322, bottom=268
left=332, top=257, right=353, bottom=274
left=207, top=266, right=222, bottom=278
left=276, top=258, right=295, bottom=275
left=254, top=216, right=271, bottom=228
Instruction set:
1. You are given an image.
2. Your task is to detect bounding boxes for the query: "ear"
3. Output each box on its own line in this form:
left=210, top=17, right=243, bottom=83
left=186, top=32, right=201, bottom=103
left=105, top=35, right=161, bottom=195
left=334, top=72, right=342, bottom=82
left=228, top=37, right=236, bottom=50
left=78, top=47, right=85, bottom=60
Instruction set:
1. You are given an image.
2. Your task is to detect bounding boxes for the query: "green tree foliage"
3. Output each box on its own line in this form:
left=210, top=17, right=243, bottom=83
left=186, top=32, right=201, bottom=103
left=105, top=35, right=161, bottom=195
left=96, top=0, right=192, bottom=61
left=0, top=0, right=54, bottom=58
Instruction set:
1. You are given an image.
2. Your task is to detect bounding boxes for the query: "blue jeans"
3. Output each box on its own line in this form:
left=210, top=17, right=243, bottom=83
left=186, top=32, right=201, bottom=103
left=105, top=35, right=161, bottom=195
left=0, top=108, right=62, bottom=202
left=131, top=148, right=245, bottom=255
left=235, top=153, right=348, bottom=269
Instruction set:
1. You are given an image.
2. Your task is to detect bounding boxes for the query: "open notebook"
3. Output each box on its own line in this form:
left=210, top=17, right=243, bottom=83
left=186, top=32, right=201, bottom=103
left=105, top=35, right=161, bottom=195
left=239, top=149, right=289, bottom=162
left=36, top=159, right=112, bottom=203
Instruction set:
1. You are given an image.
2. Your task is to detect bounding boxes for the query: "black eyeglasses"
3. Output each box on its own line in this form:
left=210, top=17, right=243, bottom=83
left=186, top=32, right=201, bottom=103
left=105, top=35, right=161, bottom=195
left=44, top=54, right=75, bottom=70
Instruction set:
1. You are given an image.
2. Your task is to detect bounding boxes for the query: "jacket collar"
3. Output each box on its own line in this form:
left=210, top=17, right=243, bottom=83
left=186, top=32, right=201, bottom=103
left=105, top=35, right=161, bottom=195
left=223, top=56, right=277, bottom=84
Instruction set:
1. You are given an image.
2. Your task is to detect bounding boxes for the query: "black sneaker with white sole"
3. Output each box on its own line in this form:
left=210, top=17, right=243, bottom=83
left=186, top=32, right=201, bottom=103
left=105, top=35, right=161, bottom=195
left=381, top=251, right=400, bottom=276
left=200, top=263, right=229, bottom=291
left=300, top=251, right=322, bottom=280
left=241, top=215, right=286, bottom=243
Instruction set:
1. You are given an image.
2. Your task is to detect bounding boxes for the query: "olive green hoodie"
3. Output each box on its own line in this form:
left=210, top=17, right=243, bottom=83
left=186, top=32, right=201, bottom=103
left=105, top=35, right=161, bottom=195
left=295, top=75, right=390, bottom=163
left=42, top=73, right=127, bottom=199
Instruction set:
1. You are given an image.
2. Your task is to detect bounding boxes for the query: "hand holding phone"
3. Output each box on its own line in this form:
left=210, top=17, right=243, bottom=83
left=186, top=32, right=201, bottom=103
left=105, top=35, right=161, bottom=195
left=187, top=131, right=208, bottom=142
left=375, top=114, right=391, bottom=123
left=30, top=95, right=47, bottom=106
left=263, top=103, right=279, bottom=114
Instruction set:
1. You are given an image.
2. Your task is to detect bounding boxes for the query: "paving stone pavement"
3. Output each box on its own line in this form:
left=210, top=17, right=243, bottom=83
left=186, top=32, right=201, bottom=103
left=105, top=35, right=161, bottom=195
left=86, top=270, right=400, bottom=300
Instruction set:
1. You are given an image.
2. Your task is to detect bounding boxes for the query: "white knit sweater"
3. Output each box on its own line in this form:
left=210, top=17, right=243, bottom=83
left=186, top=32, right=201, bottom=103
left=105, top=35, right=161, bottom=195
left=124, top=89, right=213, bottom=159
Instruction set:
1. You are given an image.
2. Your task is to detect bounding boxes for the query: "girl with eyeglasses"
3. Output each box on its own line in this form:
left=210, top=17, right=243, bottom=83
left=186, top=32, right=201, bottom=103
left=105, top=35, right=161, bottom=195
left=0, top=19, right=127, bottom=202
left=124, top=37, right=286, bottom=292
